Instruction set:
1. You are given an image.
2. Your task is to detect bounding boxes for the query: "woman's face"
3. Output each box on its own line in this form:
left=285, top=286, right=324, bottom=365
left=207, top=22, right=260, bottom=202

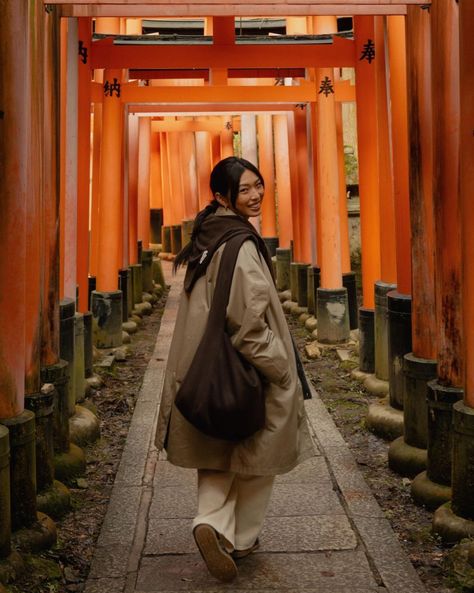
left=231, top=169, right=264, bottom=219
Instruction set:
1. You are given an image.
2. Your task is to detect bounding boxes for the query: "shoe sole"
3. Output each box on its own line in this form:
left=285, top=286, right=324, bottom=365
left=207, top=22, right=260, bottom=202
left=232, top=539, right=260, bottom=559
left=193, top=524, right=238, bottom=583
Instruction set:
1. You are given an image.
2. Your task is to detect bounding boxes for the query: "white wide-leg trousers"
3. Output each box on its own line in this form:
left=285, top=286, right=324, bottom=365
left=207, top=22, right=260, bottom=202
left=192, top=469, right=275, bottom=551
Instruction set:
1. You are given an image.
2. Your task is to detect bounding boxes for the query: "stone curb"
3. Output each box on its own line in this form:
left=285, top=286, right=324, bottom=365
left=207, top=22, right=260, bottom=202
left=304, top=389, right=427, bottom=593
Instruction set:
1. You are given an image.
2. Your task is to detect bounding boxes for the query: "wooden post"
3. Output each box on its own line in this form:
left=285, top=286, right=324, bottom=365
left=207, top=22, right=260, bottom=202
left=96, top=67, right=124, bottom=292
left=0, top=0, right=28, bottom=416
left=257, top=114, right=277, bottom=238
left=195, top=130, right=213, bottom=209
left=137, top=117, right=151, bottom=250
left=128, top=113, right=139, bottom=264
left=354, top=16, right=381, bottom=311
left=273, top=115, right=293, bottom=250
left=76, top=17, right=92, bottom=313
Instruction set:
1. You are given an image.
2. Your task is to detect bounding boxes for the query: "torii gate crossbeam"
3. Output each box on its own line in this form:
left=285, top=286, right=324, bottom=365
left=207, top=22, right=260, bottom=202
left=46, top=1, right=431, bottom=17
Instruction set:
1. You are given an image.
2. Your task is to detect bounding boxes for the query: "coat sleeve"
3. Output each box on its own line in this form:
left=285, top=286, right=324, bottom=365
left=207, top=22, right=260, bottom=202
left=225, top=240, right=291, bottom=387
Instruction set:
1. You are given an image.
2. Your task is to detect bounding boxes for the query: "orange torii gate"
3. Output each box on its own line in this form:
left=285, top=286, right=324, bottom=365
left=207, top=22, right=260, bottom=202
left=10, top=0, right=474, bottom=561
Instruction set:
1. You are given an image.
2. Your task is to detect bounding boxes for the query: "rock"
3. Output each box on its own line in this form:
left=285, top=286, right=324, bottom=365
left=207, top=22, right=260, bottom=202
left=122, top=331, right=131, bottom=344
left=336, top=349, right=351, bottom=362
left=122, top=320, right=137, bottom=334
left=305, top=342, right=321, bottom=359
left=114, top=347, right=128, bottom=362
left=282, top=300, right=296, bottom=313
left=76, top=478, right=88, bottom=489
left=86, top=374, right=103, bottom=390
left=305, top=316, right=318, bottom=332
left=350, top=329, right=360, bottom=342
left=298, top=312, right=311, bottom=324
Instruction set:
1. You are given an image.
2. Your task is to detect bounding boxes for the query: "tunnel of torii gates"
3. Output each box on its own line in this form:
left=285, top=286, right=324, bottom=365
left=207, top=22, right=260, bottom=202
left=0, top=0, right=473, bottom=563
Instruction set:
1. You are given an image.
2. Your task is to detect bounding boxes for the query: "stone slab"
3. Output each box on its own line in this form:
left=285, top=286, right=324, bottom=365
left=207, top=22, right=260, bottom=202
left=153, top=462, right=197, bottom=488
left=304, top=397, right=348, bottom=449
left=88, top=544, right=131, bottom=579
left=353, top=516, right=426, bottom=593
left=136, top=550, right=378, bottom=591
left=84, top=577, right=126, bottom=593
left=97, top=485, right=143, bottom=547
left=145, top=515, right=357, bottom=555
left=266, top=483, right=346, bottom=517
left=274, top=456, right=331, bottom=484
left=322, top=447, right=385, bottom=519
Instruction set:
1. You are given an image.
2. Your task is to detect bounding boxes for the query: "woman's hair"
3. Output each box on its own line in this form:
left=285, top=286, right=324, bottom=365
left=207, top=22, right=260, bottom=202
left=210, top=156, right=264, bottom=207
left=173, top=157, right=264, bottom=271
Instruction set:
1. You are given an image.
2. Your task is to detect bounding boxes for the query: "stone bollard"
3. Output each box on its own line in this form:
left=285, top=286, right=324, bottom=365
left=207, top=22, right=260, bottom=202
left=388, top=354, right=437, bottom=478
left=387, top=292, right=412, bottom=411
left=130, top=264, right=143, bottom=306
left=91, top=290, right=123, bottom=349
left=25, top=389, right=55, bottom=494
left=0, top=426, right=10, bottom=557
left=119, top=269, right=130, bottom=323
left=343, top=272, right=358, bottom=330
left=275, top=248, right=291, bottom=291
left=153, top=257, right=166, bottom=289
left=73, top=313, right=86, bottom=404
left=296, top=264, right=310, bottom=308
left=263, top=237, right=279, bottom=258
left=411, top=380, right=462, bottom=510
left=161, top=226, right=172, bottom=253
left=60, top=298, right=76, bottom=418
left=181, top=219, right=194, bottom=248
left=170, top=225, right=182, bottom=255
left=83, top=312, right=93, bottom=379
left=141, top=249, right=154, bottom=293
left=0, top=412, right=36, bottom=531
left=289, top=262, right=300, bottom=303
left=358, top=307, right=375, bottom=373
left=316, top=288, right=350, bottom=344
left=41, top=361, right=69, bottom=454
left=374, top=281, right=397, bottom=381
left=308, top=267, right=321, bottom=318
left=87, top=276, right=96, bottom=312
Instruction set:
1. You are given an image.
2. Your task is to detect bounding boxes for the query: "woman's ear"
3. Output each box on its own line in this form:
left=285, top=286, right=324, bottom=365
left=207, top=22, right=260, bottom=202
left=214, top=193, right=229, bottom=209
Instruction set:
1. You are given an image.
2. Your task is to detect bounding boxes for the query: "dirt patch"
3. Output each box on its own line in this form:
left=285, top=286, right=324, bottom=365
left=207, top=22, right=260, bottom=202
left=288, top=317, right=457, bottom=593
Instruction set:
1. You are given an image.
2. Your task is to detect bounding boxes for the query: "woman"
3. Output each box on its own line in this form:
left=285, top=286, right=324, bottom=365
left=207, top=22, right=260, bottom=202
left=155, top=156, right=315, bottom=582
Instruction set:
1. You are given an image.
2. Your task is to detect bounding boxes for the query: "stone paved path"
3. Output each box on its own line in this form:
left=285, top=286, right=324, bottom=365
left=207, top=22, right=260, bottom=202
left=85, top=262, right=426, bottom=593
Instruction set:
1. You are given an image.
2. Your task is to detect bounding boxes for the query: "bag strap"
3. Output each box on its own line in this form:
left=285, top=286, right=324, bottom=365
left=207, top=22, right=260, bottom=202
left=206, top=234, right=256, bottom=331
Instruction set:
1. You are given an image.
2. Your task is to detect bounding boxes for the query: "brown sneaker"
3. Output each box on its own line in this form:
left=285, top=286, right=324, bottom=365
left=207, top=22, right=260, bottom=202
left=193, top=524, right=238, bottom=582
left=232, top=538, right=260, bottom=559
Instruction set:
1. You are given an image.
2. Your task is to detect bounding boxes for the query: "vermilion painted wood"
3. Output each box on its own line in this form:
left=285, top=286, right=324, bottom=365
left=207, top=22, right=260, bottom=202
left=128, top=113, right=139, bottom=264
left=0, top=0, right=28, bottom=416
left=159, top=132, right=172, bottom=227
left=149, top=132, right=163, bottom=210
left=195, top=129, right=213, bottom=210
left=431, top=0, right=462, bottom=387
left=90, top=37, right=355, bottom=70
left=314, top=15, right=343, bottom=289
left=96, top=68, right=124, bottom=291
left=137, top=117, right=152, bottom=249
left=25, top=0, right=45, bottom=396
left=387, top=16, right=411, bottom=296
left=77, top=17, right=92, bottom=313
left=354, top=16, right=381, bottom=309
left=273, top=115, right=294, bottom=250
left=294, top=107, right=312, bottom=264
left=257, top=114, right=277, bottom=238
left=406, top=6, right=436, bottom=360
left=459, top=0, right=474, bottom=406
left=59, top=5, right=410, bottom=16
left=179, top=121, right=200, bottom=218
left=41, top=7, right=61, bottom=367
left=375, top=16, right=397, bottom=285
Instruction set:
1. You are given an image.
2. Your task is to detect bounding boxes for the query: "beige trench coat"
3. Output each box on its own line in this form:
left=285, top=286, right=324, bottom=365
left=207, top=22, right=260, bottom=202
left=155, top=211, right=315, bottom=475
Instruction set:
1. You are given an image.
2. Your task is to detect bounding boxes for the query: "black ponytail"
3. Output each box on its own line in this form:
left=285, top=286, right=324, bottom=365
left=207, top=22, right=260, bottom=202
left=173, top=199, right=219, bottom=271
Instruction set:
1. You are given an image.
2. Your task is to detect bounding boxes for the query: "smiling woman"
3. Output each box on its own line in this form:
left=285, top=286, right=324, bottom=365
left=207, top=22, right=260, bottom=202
left=154, top=156, right=315, bottom=583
